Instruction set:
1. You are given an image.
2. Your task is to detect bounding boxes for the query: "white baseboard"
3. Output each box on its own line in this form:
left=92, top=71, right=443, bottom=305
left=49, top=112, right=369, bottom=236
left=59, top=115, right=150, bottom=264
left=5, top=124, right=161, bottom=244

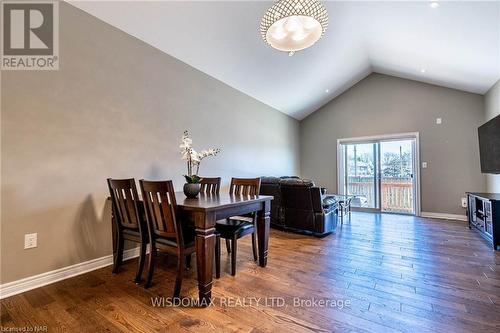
left=420, top=212, right=467, bottom=222
left=0, top=247, right=140, bottom=300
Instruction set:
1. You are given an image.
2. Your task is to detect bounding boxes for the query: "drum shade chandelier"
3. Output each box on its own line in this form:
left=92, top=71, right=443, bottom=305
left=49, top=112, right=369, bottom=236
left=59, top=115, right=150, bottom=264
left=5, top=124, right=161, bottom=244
left=260, top=0, right=328, bottom=56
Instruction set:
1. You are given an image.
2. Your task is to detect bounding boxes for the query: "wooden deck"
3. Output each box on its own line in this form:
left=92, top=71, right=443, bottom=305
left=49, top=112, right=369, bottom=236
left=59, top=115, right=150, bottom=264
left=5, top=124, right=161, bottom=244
left=2, top=213, right=500, bottom=332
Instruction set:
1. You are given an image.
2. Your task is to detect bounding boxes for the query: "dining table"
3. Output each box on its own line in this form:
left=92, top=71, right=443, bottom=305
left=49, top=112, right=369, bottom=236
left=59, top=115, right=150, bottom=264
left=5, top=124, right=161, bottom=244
left=110, top=192, right=273, bottom=305
left=176, top=192, right=272, bottom=304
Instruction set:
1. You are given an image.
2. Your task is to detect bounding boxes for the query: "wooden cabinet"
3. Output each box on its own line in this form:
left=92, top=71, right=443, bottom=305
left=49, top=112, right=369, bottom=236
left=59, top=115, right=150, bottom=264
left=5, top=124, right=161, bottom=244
left=467, top=192, right=500, bottom=250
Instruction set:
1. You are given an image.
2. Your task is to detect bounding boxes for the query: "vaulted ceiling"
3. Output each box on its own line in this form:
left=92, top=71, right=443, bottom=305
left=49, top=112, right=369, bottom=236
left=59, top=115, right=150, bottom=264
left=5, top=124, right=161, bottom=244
left=70, top=1, right=500, bottom=120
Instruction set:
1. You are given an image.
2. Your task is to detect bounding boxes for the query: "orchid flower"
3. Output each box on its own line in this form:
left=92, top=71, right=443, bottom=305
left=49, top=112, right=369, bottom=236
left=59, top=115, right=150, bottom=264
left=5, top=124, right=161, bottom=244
left=180, top=130, right=221, bottom=183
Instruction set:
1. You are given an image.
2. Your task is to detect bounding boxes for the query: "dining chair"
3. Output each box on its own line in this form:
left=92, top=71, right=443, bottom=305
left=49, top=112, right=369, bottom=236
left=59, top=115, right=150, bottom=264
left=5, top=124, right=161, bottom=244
left=107, top=178, right=148, bottom=284
left=139, top=179, right=196, bottom=297
left=215, top=177, right=261, bottom=276
left=339, top=196, right=354, bottom=226
left=200, top=177, right=221, bottom=195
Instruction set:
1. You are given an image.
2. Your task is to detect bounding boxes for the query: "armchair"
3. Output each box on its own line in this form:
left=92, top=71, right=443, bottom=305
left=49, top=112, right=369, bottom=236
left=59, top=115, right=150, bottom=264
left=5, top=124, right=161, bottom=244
left=279, top=178, right=338, bottom=236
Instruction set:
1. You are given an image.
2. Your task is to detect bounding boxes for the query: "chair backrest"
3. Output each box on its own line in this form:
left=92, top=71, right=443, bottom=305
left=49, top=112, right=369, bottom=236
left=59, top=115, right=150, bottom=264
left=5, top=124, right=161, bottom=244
left=279, top=179, right=317, bottom=231
left=260, top=177, right=282, bottom=205
left=107, top=178, right=142, bottom=230
left=139, top=180, right=181, bottom=242
left=200, top=177, right=221, bottom=194
left=229, top=177, right=261, bottom=196
left=279, top=178, right=316, bottom=210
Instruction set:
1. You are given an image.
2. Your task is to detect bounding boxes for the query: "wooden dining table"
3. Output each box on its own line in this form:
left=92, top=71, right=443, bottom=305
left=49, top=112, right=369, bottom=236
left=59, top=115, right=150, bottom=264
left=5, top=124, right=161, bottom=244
left=110, top=192, right=273, bottom=305
left=176, top=192, right=272, bottom=304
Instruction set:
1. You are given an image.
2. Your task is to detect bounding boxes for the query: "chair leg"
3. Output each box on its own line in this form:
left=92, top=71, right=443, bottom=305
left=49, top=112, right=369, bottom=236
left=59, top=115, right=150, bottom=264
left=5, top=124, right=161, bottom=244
left=174, top=252, right=185, bottom=298
left=112, top=233, right=124, bottom=274
left=251, top=232, right=258, bottom=262
left=225, top=238, right=231, bottom=254
left=134, top=240, right=147, bottom=284
left=145, top=244, right=156, bottom=289
left=231, top=236, right=237, bottom=276
left=215, top=234, right=221, bottom=279
left=340, top=206, right=344, bottom=226
left=186, top=253, right=192, bottom=270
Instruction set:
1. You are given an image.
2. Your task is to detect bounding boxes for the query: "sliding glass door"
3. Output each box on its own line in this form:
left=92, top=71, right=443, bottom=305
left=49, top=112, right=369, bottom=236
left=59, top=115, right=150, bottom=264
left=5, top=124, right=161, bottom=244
left=338, top=134, right=419, bottom=215
left=344, top=143, right=378, bottom=209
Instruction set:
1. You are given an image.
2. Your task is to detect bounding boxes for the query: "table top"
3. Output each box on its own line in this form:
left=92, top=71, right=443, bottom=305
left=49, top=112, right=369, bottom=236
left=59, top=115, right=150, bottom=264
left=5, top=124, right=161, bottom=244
left=175, top=192, right=273, bottom=212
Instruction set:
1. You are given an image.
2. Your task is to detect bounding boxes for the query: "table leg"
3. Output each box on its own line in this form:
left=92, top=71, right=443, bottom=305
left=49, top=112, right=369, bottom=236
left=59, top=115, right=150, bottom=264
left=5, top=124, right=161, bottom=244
left=194, top=211, right=216, bottom=306
left=256, top=200, right=271, bottom=267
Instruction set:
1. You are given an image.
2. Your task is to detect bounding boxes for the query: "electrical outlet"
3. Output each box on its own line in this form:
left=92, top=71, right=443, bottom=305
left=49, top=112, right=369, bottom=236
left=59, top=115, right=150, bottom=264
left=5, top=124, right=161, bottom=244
left=24, top=233, right=37, bottom=249
left=422, top=162, right=428, bottom=169
left=436, top=118, right=442, bottom=124
left=461, top=197, right=467, bottom=208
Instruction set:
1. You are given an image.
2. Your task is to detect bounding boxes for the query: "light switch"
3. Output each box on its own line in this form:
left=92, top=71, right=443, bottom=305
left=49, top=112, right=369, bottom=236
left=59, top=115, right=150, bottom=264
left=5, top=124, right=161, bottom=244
left=24, top=233, right=37, bottom=249
left=422, top=162, right=428, bottom=169
left=461, top=197, right=467, bottom=208
left=436, top=118, right=442, bottom=124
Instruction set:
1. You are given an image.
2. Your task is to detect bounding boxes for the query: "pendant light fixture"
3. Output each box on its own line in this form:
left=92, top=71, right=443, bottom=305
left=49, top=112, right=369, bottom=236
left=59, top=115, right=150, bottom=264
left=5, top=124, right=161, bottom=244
left=260, top=0, right=328, bottom=56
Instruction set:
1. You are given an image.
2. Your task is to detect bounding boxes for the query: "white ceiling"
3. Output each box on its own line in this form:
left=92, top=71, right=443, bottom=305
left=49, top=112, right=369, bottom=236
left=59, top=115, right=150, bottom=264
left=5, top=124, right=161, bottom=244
left=69, top=1, right=500, bottom=120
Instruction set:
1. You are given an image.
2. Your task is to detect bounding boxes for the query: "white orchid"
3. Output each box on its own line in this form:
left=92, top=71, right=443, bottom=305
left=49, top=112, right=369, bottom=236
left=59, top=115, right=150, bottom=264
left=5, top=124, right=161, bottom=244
left=181, top=150, right=191, bottom=161
left=180, top=130, right=221, bottom=183
left=190, top=149, right=201, bottom=163
left=179, top=141, right=191, bottom=151
left=179, top=130, right=192, bottom=151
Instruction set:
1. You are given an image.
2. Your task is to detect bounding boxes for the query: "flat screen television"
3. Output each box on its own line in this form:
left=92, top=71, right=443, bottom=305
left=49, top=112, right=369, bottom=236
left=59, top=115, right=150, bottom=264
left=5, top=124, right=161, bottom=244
left=478, top=114, right=500, bottom=174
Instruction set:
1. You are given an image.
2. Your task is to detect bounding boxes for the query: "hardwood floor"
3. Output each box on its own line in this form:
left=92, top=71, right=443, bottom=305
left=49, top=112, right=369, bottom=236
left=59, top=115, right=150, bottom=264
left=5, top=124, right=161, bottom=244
left=2, top=213, right=500, bottom=332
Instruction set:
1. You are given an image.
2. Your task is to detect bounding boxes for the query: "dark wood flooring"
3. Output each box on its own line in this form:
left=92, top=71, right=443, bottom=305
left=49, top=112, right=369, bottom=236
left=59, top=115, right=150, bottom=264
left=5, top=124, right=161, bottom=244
left=2, top=213, right=500, bottom=332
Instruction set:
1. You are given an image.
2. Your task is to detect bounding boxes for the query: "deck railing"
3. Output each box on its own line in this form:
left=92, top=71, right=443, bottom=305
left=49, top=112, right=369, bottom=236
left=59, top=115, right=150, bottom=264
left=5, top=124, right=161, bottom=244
left=347, top=176, right=413, bottom=213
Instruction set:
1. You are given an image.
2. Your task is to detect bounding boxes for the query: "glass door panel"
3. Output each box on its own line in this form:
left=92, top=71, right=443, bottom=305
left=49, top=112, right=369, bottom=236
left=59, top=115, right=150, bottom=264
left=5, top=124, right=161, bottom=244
left=380, top=140, right=415, bottom=214
left=345, top=143, right=377, bottom=209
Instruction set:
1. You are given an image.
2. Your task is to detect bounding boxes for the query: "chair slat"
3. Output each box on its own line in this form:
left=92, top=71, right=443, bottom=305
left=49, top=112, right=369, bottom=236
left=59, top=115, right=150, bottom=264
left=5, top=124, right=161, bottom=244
left=152, top=191, right=164, bottom=232
left=125, top=188, right=138, bottom=226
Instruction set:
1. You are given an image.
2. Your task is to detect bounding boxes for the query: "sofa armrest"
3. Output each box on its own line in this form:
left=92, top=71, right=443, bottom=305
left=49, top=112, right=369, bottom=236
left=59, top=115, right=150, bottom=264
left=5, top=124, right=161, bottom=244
left=310, top=187, right=323, bottom=213
left=322, top=197, right=337, bottom=211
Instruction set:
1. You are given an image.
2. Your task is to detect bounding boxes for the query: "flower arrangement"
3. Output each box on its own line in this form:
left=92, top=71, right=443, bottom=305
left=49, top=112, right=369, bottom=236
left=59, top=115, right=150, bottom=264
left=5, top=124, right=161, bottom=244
left=180, top=130, right=220, bottom=184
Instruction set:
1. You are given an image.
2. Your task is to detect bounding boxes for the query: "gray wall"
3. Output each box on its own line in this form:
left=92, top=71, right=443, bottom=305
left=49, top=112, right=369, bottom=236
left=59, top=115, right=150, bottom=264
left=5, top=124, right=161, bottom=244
left=0, top=3, right=299, bottom=284
left=300, top=73, right=485, bottom=215
left=484, top=79, right=500, bottom=193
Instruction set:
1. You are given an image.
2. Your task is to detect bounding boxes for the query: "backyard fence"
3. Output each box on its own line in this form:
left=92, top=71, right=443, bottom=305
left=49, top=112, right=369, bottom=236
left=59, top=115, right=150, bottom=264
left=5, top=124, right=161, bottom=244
left=347, top=176, right=413, bottom=213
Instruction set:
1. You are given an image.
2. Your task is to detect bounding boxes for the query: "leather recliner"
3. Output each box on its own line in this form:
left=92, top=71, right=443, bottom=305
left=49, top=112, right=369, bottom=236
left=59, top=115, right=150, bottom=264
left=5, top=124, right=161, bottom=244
left=260, top=177, right=338, bottom=236
left=260, top=177, right=284, bottom=226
